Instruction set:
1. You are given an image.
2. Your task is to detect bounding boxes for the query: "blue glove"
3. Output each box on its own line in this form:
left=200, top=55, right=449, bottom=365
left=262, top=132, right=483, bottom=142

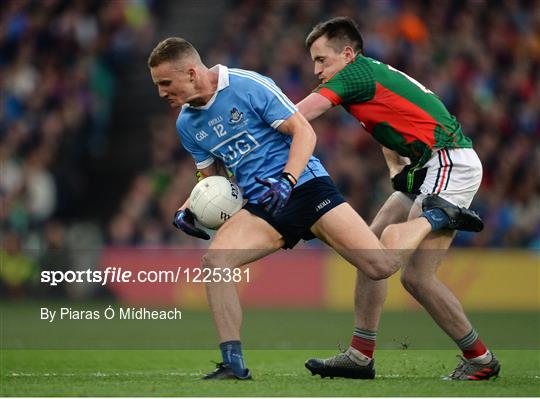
left=255, top=173, right=295, bottom=216
left=172, top=208, right=210, bottom=240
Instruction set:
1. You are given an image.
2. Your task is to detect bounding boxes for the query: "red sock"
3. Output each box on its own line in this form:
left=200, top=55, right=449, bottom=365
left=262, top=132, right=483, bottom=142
left=351, top=335, right=376, bottom=358
left=462, top=338, right=488, bottom=359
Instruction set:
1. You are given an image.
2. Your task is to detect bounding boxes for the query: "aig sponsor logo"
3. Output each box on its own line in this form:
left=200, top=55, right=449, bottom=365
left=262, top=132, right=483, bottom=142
left=210, top=131, right=260, bottom=167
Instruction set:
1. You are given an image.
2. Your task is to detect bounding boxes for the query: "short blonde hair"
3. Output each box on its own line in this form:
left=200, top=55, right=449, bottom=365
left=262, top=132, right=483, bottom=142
left=147, top=37, right=200, bottom=68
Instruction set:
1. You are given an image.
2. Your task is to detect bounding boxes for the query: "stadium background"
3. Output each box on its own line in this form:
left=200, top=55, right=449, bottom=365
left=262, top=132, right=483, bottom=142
left=1, top=0, right=539, bottom=353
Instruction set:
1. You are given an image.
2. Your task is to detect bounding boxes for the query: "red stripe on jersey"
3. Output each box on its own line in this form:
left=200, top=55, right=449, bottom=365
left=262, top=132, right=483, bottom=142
left=437, top=149, right=449, bottom=193
left=348, top=83, right=439, bottom=147
left=318, top=87, right=342, bottom=106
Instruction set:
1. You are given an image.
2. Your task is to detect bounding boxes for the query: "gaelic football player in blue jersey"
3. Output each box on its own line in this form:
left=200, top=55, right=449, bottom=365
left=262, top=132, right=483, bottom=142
left=147, top=37, right=481, bottom=380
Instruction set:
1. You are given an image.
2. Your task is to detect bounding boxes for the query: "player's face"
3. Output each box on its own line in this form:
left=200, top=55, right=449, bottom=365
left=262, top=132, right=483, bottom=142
left=150, top=61, right=197, bottom=108
left=309, top=36, right=354, bottom=84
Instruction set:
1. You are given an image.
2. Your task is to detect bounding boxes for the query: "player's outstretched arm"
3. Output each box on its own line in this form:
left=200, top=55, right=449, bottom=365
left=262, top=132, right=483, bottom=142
left=296, top=93, right=333, bottom=121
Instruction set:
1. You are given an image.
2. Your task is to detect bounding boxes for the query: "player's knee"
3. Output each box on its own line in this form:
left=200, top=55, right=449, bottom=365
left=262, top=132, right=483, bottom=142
left=371, top=269, right=392, bottom=281
left=201, top=252, right=214, bottom=269
left=201, top=251, right=227, bottom=270
left=363, top=257, right=396, bottom=280
left=400, top=269, right=422, bottom=293
left=380, top=224, right=400, bottom=246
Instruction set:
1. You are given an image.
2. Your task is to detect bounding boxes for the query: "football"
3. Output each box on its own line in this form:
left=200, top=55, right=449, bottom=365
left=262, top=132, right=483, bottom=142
left=189, top=176, right=243, bottom=229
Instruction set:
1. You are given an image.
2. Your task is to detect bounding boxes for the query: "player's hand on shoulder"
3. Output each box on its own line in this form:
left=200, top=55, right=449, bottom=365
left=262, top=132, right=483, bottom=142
left=391, top=164, right=427, bottom=195
left=173, top=208, right=210, bottom=240
left=255, top=172, right=296, bottom=216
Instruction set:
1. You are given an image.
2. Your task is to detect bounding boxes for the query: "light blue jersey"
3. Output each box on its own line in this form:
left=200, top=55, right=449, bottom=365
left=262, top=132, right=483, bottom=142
left=176, top=65, right=329, bottom=202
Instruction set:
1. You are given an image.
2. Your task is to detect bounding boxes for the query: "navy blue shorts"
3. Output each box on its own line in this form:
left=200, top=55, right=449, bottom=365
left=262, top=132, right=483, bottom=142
left=243, top=176, right=346, bottom=249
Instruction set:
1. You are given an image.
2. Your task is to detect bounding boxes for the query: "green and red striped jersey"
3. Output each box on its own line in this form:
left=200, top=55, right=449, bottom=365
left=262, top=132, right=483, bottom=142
left=314, top=55, right=472, bottom=166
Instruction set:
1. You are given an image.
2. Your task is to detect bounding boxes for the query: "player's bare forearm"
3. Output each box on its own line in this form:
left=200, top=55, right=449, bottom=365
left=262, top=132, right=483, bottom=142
left=277, top=112, right=316, bottom=180
left=382, top=146, right=409, bottom=178
left=296, top=93, right=333, bottom=121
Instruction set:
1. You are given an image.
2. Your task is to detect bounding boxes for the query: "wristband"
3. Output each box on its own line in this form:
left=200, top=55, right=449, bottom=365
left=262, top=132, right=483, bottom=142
left=281, top=172, right=297, bottom=187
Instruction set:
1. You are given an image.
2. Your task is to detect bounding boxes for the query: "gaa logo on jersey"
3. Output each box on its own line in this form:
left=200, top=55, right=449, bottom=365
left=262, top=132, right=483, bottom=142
left=229, top=108, right=244, bottom=124
left=195, top=130, right=209, bottom=141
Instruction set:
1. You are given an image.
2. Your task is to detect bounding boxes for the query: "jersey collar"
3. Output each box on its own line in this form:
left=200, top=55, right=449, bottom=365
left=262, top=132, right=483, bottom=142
left=185, top=64, right=229, bottom=110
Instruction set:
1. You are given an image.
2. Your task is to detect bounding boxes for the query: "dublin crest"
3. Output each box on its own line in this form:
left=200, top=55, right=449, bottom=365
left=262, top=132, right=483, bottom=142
left=229, top=107, right=244, bottom=124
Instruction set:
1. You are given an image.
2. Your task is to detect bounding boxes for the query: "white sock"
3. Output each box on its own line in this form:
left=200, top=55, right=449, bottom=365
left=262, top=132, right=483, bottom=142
left=469, top=350, right=492, bottom=365
left=346, top=347, right=372, bottom=366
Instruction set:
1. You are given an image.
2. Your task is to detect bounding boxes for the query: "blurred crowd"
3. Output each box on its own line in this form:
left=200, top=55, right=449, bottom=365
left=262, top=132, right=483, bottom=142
left=114, top=0, right=540, bottom=248
left=0, top=0, right=156, bottom=294
left=1, top=0, right=539, bottom=295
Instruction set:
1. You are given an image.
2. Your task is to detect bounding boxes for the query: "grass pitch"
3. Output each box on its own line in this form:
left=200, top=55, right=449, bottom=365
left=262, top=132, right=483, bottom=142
left=2, top=306, right=539, bottom=396
left=1, top=349, right=539, bottom=396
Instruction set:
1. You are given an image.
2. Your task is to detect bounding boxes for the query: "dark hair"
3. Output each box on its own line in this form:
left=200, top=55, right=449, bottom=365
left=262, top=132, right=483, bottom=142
left=147, top=37, right=200, bottom=68
left=305, top=16, right=363, bottom=54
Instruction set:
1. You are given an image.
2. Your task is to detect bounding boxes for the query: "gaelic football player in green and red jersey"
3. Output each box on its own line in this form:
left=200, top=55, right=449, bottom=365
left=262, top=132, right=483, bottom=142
left=298, top=17, right=500, bottom=381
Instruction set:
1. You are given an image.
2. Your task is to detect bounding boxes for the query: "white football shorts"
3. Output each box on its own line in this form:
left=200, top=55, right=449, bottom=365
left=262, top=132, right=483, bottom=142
left=414, top=148, right=483, bottom=209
